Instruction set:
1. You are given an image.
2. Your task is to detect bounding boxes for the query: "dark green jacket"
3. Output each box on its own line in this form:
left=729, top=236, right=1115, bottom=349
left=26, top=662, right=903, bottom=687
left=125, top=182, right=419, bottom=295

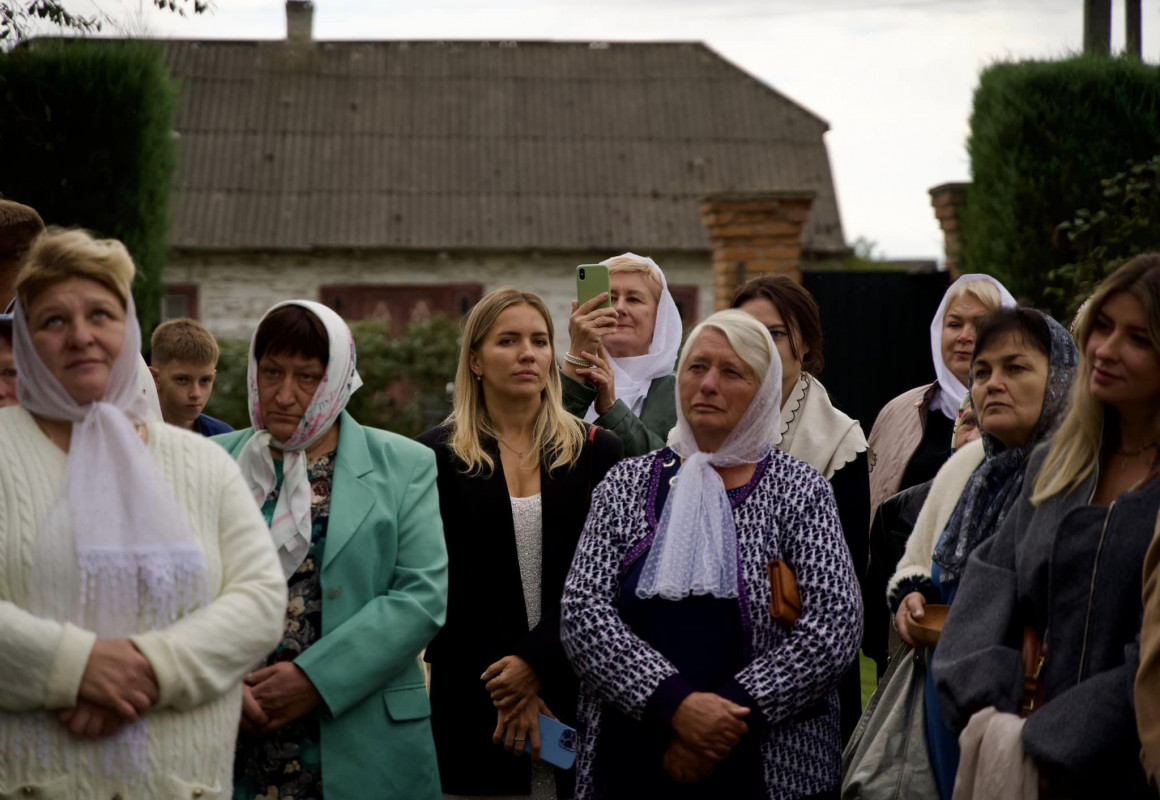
left=561, top=371, right=676, bottom=457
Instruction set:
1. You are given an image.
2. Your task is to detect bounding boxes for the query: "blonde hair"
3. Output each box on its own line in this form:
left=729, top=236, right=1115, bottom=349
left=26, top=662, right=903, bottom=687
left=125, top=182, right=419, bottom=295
left=1032, top=254, right=1160, bottom=503
left=944, top=278, right=1004, bottom=320
left=605, top=254, right=663, bottom=302
left=447, top=288, right=586, bottom=477
left=678, top=309, right=774, bottom=381
left=151, top=318, right=221, bottom=368
left=16, top=228, right=135, bottom=309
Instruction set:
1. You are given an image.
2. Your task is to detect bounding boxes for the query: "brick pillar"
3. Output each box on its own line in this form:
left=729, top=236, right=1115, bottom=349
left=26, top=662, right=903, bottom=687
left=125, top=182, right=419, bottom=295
left=929, top=182, right=969, bottom=279
left=699, top=191, right=815, bottom=311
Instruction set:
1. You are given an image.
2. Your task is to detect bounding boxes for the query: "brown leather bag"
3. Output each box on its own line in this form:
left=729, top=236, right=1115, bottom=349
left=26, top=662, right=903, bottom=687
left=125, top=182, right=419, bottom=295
left=1021, top=626, right=1046, bottom=717
left=767, top=559, right=801, bottom=626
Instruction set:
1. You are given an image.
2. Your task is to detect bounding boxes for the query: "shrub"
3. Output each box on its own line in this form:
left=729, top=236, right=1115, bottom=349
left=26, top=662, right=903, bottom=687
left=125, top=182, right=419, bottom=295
left=1053, top=154, right=1160, bottom=319
left=0, top=39, right=177, bottom=333
left=965, top=55, right=1160, bottom=317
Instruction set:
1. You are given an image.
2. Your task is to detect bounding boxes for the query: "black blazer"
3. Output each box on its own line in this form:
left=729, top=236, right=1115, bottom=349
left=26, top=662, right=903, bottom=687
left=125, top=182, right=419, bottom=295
left=416, top=423, right=623, bottom=796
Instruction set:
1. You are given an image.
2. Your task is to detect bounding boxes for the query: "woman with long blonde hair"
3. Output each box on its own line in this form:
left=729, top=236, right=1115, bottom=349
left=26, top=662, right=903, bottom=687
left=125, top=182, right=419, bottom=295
left=418, top=288, right=623, bottom=799
left=934, top=255, right=1160, bottom=799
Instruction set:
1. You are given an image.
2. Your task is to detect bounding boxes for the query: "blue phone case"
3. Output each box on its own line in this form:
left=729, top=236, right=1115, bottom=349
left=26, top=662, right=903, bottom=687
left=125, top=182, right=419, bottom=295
left=523, top=714, right=577, bottom=769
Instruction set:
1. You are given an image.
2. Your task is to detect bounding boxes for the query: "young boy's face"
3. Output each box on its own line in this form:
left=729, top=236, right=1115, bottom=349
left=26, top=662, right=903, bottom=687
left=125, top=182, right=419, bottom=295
left=150, top=359, right=217, bottom=429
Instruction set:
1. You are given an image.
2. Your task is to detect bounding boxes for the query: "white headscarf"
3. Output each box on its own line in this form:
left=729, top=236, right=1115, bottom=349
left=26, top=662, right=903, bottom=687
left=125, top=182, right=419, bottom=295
left=636, top=310, right=783, bottom=601
left=235, top=300, right=363, bottom=578
left=13, top=294, right=209, bottom=776
left=584, top=253, right=682, bottom=421
left=929, top=274, right=1016, bottom=420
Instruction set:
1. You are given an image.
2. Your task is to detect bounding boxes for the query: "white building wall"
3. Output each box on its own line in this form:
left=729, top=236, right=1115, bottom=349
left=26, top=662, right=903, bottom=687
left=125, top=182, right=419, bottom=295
left=163, top=250, right=715, bottom=349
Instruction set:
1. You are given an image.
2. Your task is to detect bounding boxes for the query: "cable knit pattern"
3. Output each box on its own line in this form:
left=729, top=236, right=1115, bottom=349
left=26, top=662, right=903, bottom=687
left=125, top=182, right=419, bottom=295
left=0, top=406, right=286, bottom=799
left=561, top=448, right=862, bottom=800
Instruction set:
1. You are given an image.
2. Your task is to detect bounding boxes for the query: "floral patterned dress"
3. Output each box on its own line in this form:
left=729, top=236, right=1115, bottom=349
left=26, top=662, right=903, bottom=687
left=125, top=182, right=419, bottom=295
left=233, top=451, right=337, bottom=800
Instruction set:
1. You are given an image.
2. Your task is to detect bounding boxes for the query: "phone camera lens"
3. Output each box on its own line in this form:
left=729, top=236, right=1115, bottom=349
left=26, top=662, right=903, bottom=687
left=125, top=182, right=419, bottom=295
left=578, top=268, right=585, bottom=280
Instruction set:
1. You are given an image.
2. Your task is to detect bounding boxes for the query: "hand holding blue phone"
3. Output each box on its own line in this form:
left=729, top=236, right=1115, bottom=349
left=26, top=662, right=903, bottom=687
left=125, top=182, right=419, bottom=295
left=525, top=714, right=577, bottom=770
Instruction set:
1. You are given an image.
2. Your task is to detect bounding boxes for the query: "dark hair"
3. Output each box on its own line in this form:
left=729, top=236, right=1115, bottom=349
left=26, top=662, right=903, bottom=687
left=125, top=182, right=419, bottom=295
left=730, top=275, right=824, bottom=375
left=973, top=307, right=1052, bottom=362
left=0, top=320, right=11, bottom=346
left=253, top=305, right=329, bottom=366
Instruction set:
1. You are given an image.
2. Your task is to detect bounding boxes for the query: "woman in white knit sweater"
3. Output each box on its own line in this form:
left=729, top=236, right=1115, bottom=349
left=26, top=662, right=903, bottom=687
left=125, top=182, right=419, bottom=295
left=0, top=229, right=286, bottom=799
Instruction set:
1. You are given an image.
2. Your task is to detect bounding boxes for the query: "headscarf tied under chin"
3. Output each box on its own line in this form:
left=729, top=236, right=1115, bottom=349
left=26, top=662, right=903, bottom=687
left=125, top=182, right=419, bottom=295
left=12, top=293, right=209, bottom=776
left=235, top=300, right=363, bottom=578
left=932, top=313, right=1078, bottom=584
left=637, top=310, right=783, bottom=601
left=584, top=253, right=682, bottom=422
left=930, top=274, right=1017, bottom=421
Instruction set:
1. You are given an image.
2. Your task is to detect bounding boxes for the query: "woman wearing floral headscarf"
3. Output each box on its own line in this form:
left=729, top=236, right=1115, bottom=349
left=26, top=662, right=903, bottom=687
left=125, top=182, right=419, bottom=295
left=562, top=310, right=861, bottom=800
left=886, top=307, right=1078, bottom=800
left=217, top=301, right=448, bottom=800
left=0, top=229, right=285, bottom=797
left=562, top=253, right=683, bottom=456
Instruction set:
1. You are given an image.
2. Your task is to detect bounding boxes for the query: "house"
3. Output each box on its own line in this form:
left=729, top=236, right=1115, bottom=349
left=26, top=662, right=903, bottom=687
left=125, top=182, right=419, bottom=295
left=158, top=1, right=847, bottom=343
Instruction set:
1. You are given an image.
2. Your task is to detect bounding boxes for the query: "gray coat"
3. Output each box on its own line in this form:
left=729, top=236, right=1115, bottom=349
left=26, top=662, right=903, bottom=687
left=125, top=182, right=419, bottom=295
left=933, top=441, right=1160, bottom=798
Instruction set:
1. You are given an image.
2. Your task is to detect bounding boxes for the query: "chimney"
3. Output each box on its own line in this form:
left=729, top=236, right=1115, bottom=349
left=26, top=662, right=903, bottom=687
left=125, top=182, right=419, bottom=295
left=929, top=182, right=970, bottom=279
left=286, top=0, right=314, bottom=44
left=700, top=190, right=815, bottom=309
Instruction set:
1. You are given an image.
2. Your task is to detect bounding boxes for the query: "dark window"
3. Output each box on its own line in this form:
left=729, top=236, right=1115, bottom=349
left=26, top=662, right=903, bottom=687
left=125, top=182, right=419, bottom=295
left=320, top=284, right=484, bottom=334
left=162, top=285, right=199, bottom=321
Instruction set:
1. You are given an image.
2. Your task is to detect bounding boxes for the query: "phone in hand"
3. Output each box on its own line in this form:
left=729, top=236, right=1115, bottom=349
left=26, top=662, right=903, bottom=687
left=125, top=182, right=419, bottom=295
left=524, top=714, right=577, bottom=769
left=576, top=264, right=612, bottom=310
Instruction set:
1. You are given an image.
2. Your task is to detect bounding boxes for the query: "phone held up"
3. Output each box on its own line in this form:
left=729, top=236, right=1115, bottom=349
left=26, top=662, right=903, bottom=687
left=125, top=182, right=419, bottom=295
left=576, top=264, right=612, bottom=310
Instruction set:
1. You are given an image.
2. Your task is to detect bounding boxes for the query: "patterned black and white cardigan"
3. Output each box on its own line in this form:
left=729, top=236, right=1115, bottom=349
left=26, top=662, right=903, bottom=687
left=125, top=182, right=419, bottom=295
left=561, top=447, right=863, bottom=800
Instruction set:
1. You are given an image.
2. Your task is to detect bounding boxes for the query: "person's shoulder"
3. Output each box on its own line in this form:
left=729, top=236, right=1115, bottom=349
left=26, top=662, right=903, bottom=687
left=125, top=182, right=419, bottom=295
left=414, top=422, right=451, bottom=451
left=196, top=413, right=233, bottom=436
left=209, top=426, right=255, bottom=456
left=150, top=421, right=247, bottom=475
left=768, top=446, right=831, bottom=492
left=587, top=424, right=624, bottom=454
left=600, top=447, right=663, bottom=487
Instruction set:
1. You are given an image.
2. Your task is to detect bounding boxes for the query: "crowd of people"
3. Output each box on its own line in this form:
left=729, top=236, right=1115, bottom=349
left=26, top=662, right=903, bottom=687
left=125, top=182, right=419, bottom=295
left=0, top=209, right=1158, bottom=800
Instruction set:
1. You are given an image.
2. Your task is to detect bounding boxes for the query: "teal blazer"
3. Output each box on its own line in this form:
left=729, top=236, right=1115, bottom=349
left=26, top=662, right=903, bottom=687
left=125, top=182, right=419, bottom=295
left=215, top=411, right=448, bottom=800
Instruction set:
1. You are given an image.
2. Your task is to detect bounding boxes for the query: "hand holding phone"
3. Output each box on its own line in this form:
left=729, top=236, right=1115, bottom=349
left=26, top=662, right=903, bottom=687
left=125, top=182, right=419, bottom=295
left=524, top=714, right=577, bottom=770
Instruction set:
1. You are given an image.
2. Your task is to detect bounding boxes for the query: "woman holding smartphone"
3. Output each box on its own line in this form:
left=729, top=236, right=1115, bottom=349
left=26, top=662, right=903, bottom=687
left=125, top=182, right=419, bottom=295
left=418, top=288, right=622, bottom=799
left=562, top=253, right=682, bottom=456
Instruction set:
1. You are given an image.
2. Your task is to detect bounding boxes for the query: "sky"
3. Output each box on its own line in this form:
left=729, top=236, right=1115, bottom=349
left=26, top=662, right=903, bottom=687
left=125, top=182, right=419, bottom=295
left=46, top=0, right=1160, bottom=260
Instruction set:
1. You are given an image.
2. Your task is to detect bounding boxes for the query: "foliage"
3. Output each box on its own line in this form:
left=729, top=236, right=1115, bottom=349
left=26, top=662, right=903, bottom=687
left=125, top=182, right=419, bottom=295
left=207, top=315, right=463, bottom=439
left=964, top=55, right=1160, bottom=318
left=1, top=0, right=209, bottom=44
left=0, top=39, right=177, bottom=333
left=1050, top=154, right=1160, bottom=318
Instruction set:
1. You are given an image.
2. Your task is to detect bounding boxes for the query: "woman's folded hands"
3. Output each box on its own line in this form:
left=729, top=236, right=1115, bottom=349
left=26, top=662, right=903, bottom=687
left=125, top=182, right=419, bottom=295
left=664, top=691, right=751, bottom=782
left=59, top=639, right=160, bottom=738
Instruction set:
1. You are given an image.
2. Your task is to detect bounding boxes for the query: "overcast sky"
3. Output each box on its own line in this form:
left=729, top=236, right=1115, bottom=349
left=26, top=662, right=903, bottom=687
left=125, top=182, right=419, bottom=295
left=52, top=0, right=1160, bottom=259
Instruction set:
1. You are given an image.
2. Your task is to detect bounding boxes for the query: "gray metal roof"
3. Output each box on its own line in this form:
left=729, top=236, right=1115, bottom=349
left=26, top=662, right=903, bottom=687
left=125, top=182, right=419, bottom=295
left=160, top=39, right=846, bottom=254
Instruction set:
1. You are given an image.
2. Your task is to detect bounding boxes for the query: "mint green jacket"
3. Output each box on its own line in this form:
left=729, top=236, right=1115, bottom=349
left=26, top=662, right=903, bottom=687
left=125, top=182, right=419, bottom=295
left=214, top=411, right=448, bottom=800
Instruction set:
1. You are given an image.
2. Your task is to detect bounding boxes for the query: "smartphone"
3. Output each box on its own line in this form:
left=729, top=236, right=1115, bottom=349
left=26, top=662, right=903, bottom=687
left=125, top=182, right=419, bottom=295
left=576, top=264, right=612, bottom=310
left=523, top=714, right=577, bottom=769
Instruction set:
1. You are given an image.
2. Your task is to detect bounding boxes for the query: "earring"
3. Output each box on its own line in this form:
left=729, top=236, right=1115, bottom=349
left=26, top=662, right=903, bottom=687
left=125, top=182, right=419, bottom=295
left=474, top=373, right=482, bottom=381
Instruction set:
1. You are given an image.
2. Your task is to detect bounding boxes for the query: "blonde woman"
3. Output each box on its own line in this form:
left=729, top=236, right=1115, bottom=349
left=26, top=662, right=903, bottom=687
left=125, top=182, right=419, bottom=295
left=418, top=289, right=623, bottom=799
left=868, top=274, right=1016, bottom=521
left=934, top=255, right=1160, bottom=799
left=562, top=253, right=682, bottom=456
left=0, top=229, right=285, bottom=797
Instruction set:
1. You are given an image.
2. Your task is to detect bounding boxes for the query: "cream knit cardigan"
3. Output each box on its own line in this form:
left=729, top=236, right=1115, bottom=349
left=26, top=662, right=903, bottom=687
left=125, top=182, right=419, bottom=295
left=0, top=406, right=287, bottom=799
left=885, top=437, right=985, bottom=606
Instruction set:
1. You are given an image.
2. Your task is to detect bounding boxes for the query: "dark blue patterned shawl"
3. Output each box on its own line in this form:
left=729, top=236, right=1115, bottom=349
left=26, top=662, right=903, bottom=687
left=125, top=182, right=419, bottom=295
left=932, top=313, right=1079, bottom=584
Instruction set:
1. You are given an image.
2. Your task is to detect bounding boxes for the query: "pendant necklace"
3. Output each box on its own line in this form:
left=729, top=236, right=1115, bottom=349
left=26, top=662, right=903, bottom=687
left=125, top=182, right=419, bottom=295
left=1115, top=441, right=1159, bottom=471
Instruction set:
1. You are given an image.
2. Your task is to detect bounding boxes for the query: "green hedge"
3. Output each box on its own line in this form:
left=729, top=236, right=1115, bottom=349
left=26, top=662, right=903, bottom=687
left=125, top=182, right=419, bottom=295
left=965, top=55, right=1160, bottom=317
left=0, top=39, right=177, bottom=333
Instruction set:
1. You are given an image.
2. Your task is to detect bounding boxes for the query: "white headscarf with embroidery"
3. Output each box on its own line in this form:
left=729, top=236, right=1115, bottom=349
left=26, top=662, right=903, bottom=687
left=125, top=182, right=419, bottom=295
left=637, top=310, right=782, bottom=600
